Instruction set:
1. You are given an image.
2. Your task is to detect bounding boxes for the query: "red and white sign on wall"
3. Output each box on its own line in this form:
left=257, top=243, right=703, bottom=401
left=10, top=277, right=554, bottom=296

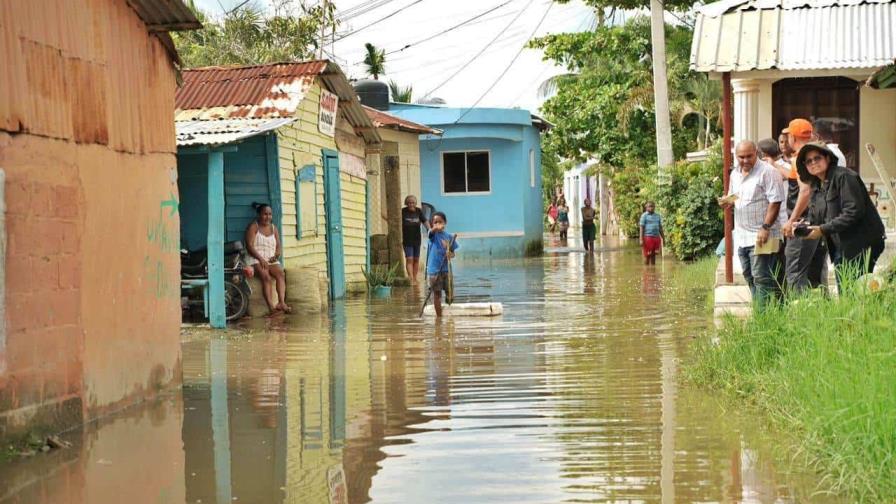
left=319, top=88, right=338, bottom=137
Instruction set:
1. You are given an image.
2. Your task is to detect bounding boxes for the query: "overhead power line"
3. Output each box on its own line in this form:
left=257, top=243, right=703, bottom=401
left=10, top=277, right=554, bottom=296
left=337, top=0, right=399, bottom=22
left=383, top=0, right=516, bottom=57
left=455, top=0, right=553, bottom=122
left=420, top=0, right=538, bottom=100
left=334, top=0, right=428, bottom=42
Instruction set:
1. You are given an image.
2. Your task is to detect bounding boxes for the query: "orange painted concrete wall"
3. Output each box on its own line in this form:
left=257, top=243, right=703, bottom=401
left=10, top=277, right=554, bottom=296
left=0, top=0, right=182, bottom=439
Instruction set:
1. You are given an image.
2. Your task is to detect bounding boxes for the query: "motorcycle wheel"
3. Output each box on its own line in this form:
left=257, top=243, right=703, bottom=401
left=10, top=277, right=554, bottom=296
left=224, top=280, right=249, bottom=321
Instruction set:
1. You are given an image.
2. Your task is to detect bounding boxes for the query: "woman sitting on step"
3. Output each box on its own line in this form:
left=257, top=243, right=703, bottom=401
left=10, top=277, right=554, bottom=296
left=245, top=203, right=291, bottom=314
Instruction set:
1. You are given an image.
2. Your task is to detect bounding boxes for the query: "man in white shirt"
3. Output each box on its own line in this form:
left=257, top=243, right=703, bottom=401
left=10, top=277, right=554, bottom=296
left=720, top=140, right=786, bottom=308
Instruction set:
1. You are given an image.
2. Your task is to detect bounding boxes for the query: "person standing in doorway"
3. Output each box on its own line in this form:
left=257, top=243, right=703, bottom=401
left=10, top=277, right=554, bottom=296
left=639, top=202, right=665, bottom=265
left=719, top=141, right=785, bottom=309
left=402, top=195, right=429, bottom=284
left=581, top=198, right=597, bottom=253
left=557, top=197, right=570, bottom=241
left=781, top=119, right=829, bottom=293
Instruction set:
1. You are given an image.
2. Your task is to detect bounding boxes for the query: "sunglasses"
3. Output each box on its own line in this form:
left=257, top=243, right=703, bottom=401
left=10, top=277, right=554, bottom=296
left=804, top=155, right=827, bottom=166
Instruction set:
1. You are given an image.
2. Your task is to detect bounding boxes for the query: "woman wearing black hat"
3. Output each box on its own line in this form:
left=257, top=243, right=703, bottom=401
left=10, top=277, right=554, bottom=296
left=796, top=142, right=886, bottom=282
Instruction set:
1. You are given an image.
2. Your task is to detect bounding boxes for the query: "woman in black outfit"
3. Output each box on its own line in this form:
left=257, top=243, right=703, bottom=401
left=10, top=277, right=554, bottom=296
left=797, top=142, right=886, bottom=284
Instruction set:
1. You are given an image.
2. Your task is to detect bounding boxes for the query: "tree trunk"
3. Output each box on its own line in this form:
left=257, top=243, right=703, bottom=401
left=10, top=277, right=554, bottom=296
left=649, top=0, right=675, bottom=169
left=383, top=155, right=405, bottom=276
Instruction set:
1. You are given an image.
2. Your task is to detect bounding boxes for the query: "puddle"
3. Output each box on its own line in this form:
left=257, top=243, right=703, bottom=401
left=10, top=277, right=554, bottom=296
left=0, top=237, right=842, bottom=503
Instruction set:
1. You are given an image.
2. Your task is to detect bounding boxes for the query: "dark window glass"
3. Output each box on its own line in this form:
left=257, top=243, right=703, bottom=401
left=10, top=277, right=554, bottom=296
left=443, top=153, right=467, bottom=193
left=466, top=151, right=490, bottom=192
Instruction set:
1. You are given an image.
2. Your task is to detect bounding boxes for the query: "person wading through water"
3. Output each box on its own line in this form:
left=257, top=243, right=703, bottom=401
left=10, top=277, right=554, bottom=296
left=581, top=198, right=596, bottom=253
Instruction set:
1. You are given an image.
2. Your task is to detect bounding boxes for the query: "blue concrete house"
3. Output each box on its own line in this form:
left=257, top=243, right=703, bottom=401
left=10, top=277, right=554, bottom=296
left=388, top=104, right=549, bottom=258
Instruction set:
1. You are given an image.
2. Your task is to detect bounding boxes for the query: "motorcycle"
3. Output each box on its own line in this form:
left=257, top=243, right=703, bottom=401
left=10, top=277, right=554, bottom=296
left=181, top=241, right=251, bottom=322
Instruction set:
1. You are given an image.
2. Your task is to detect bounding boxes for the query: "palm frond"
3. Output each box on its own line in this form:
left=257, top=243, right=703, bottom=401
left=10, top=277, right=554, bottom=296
left=363, top=42, right=386, bottom=80
left=537, top=73, right=578, bottom=101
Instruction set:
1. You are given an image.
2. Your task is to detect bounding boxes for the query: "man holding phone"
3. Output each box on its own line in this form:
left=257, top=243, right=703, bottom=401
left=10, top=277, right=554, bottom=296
left=719, top=140, right=786, bottom=309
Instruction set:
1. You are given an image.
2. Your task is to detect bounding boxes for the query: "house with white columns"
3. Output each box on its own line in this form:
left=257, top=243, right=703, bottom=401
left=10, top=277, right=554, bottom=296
left=691, top=0, right=896, bottom=227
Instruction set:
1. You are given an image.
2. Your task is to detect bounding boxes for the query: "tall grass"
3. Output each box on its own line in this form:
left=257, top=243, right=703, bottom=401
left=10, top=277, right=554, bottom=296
left=689, top=269, right=896, bottom=501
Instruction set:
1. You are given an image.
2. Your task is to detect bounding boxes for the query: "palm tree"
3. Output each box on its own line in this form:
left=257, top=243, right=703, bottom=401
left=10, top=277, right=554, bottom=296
left=674, top=77, right=722, bottom=150
left=388, top=80, right=413, bottom=103
left=363, top=42, right=386, bottom=80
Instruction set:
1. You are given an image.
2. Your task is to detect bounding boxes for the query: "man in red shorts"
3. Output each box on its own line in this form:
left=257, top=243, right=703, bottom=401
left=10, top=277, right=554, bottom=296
left=639, top=201, right=665, bottom=265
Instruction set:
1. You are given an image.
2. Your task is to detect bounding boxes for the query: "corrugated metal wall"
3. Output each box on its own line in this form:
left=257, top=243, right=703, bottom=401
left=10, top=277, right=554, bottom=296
left=0, top=0, right=175, bottom=152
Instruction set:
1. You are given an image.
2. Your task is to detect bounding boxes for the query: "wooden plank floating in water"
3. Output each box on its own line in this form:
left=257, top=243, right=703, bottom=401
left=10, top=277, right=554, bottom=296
left=423, top=302, right=504, bottom=317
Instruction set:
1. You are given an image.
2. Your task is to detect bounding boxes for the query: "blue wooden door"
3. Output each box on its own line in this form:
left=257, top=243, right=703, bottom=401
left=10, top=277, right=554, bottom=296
left=323, top=149, right=345, bottom=299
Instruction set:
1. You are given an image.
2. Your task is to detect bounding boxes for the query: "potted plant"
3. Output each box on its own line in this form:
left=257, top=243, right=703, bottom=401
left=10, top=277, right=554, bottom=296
left=361, top=263, right=401, bottom=298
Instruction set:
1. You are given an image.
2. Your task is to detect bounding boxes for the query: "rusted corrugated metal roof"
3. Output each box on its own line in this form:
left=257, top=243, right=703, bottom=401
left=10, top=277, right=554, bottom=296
left=691, top=0, right=896, bottom=72
left=176, top=61, right=381, bottom=144
left=363, top=105, right=440, bottom=135
left=125, top=0, right=201, bottom=31
left=176, top=117, right=295, bottom=146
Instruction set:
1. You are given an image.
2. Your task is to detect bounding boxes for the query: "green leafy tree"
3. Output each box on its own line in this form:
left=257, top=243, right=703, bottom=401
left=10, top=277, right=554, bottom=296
left=531, top=17, right=697, bottom=167
left=173, top=0, right=338, bottom=68
left=388, top=80, right=413, bottom=103
left=363, top=43, right=386, bottom=80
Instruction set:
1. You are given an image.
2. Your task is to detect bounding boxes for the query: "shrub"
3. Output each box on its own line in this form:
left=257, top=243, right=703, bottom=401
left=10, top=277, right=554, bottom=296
left=611, top=141, right=724, bottom=260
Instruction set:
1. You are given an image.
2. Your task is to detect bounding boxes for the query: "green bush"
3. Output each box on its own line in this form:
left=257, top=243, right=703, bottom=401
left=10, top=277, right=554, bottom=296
left=611, top=141, right=724, bottom=260
left=610, top=165, right=647, bottom=238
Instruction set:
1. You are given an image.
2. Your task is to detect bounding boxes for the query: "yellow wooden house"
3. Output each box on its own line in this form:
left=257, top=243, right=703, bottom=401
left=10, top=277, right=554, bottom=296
left=175, top=61, right=381, bottom=309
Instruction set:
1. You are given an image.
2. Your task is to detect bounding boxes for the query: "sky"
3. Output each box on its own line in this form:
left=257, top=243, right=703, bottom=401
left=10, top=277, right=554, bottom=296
left=193, top=0, right=597, bottom=113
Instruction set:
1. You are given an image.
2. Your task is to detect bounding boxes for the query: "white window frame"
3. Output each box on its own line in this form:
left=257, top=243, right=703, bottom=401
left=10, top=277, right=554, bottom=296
left=440, top=150, right=492, bottom=196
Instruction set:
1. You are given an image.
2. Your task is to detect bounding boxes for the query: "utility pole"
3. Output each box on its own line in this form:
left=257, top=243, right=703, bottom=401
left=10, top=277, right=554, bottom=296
left=319, top=0, right=327, bottom=59
left=649, top=0, right=675, bottom=169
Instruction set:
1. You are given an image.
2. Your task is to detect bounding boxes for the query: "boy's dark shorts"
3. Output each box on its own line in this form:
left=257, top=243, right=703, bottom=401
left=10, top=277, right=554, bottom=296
left=428, top=272, right=448, bottom=292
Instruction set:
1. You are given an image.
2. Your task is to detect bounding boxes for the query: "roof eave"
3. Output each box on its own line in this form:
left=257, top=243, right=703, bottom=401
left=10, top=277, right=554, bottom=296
left=319, top=63, right=382, bottom=145
left=126, top=0, right=202, bottom=32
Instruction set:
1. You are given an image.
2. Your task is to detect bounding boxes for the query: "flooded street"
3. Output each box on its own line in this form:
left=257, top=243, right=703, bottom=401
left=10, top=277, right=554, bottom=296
left=1, top=238, right=837, bottom=503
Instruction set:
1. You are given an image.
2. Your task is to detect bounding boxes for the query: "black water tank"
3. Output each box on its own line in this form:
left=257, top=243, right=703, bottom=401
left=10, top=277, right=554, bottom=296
left=354, top=79, right=389, bottom=111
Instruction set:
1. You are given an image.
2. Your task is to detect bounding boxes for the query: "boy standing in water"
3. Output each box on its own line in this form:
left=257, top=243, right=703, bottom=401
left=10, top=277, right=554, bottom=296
left=426, top=212, right=459, bottom=317
left=639, top=202, right=665, bottom=265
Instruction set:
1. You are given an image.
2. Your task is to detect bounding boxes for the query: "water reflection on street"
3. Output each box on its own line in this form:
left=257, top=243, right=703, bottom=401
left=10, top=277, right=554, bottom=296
left=0, top=237, right=841, bottom=503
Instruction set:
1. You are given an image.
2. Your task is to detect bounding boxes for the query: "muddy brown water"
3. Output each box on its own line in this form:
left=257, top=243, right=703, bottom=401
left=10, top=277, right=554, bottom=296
left=1, top=238, right=842, bottom=503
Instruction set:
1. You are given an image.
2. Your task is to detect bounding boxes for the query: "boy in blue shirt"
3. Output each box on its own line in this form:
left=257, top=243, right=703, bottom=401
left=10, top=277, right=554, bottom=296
left=426, top=212, right=459, bottom=317
left=639, top=201, right=665, bottom=265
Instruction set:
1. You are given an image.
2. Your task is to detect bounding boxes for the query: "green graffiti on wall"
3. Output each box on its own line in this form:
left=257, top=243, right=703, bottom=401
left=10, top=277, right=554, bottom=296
left=144, top=194, right=180, bottom=299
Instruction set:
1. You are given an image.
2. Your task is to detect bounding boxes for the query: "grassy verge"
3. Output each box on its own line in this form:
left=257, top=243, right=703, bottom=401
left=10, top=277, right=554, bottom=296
left=689, top=276, right=896, bottom=501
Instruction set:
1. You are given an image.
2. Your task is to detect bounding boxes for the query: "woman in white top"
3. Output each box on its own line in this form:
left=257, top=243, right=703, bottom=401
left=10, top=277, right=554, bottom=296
left=245, top=203, right=291, bottom=314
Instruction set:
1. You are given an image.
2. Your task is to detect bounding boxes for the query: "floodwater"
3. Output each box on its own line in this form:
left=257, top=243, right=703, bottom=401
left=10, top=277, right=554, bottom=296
left=1, top=237, right=841, bottom=504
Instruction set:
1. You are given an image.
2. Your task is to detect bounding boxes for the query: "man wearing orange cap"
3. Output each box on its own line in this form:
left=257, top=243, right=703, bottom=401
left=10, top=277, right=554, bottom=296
left=782, top=118, right=828, bottom=292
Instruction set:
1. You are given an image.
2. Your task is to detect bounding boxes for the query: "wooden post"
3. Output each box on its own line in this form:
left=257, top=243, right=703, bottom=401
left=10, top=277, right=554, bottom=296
left=722, top=73, right=734, bottom=284
left=207, top=151, right=226, bottom=328
left=384, top=155, right=405, bottom=275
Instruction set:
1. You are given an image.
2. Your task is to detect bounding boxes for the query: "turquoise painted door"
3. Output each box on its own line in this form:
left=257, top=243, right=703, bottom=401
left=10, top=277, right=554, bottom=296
left=323, top=149, right=345, bottom=299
